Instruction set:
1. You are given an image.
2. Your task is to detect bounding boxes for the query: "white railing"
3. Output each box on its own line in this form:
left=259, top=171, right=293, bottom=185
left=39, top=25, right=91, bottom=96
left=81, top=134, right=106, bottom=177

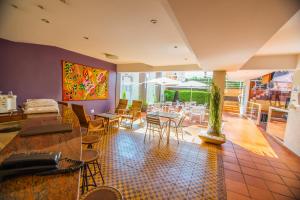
left=245, top=101, right=262, bottom=125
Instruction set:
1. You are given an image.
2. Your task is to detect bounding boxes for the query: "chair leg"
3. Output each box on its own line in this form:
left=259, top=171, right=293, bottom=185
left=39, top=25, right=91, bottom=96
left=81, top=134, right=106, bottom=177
left=176, top=127, right=179, bottom=144
left=95, top=160, right=105, bottom=184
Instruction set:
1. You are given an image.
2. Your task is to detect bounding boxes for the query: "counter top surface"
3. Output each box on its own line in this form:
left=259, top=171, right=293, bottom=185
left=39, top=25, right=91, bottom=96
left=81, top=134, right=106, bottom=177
left=0, top=108, right=82, bottom=200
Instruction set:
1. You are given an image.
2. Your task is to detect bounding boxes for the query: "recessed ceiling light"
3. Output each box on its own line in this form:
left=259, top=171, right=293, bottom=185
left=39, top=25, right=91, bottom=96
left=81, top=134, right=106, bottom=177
left=11, top=4, right=18, bottom=9
left=59, top=0, right=67, bottom=4
left=41, top=19, right=50, bottom=23
left=150, top=19, right=158, bottom=24
left=174, top=46, right=178, bottom=48
left=103, top=53, right=118, bottom=60
left=37, top=5, right=45, bottom=10
left=184, top=58, right=188, bottom=61
left=83, top=36, right=89, bottom=40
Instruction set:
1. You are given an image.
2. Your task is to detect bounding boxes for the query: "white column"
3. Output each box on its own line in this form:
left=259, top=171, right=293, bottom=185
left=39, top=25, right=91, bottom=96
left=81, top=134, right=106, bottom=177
left=241, top=80, right=251, bottom=115
left=212, top=70, right=226, bottom=116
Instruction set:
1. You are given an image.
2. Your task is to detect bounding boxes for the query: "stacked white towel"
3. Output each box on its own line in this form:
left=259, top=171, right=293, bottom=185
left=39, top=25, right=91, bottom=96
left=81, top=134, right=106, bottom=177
left=24, top=99, right=59, bottom=114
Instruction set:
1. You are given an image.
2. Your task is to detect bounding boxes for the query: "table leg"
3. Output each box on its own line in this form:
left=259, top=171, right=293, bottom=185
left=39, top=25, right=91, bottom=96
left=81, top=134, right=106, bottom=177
left=167, top=119, right=171, bottom=144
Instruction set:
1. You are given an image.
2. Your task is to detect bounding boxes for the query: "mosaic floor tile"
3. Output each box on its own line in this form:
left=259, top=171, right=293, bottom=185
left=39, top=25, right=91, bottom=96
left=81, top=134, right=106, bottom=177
left=80, top=127, right=226, bottom=199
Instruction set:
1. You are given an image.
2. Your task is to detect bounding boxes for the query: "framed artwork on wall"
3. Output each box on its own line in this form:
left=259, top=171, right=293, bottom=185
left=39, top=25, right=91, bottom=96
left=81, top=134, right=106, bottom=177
left=62, top=60, right=109, bottom=101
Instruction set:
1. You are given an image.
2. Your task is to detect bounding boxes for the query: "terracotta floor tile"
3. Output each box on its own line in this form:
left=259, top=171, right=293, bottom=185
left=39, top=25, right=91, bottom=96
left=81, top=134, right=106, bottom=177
left=290, top=187, right=300, bottom=199
left=261, top=171, right=284, bottom=184
left=266, top=181, right=294, bottom=198
left=282, top=177, right=300, bottom=189
left=275, top=168, right=298, bottom=179
left=244, top=175, right=268, bottom=190
left=272, top=193, right=296, bottom=200
left=227, top=191, right=251, bottom=200
left=248, top=185, right=275, bottom=200
left=225, top=179, right=249, bottom=196
left=269, top=161, right=290, bottom=170
left=237, top=154, right=253, bottom=162
left=223, top=155, right=238, bottom=164
left=239, top=160, right=257, bottom=169
left=225, top=169, right=245, bottom=183
left=224, top=162, right=241, bottom=173
left=256, top=163, right=275, bottom=173
left=241, top=166, right=262, bottom=178
left=252, top=157, right=271, bottom=166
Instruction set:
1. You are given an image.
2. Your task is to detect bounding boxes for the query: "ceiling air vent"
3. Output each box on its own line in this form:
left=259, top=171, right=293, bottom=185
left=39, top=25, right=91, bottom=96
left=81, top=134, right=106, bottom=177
left=103, top=53, right=118, bottom=60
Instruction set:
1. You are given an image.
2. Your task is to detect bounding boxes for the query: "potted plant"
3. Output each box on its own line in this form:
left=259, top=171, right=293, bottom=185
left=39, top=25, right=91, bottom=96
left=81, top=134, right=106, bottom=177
left=198, top=82, right=226, bottom=144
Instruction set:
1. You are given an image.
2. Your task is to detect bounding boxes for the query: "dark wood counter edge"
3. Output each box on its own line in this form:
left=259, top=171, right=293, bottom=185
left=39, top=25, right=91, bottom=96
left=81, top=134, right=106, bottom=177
left=0, top=112, right=82, bottom=200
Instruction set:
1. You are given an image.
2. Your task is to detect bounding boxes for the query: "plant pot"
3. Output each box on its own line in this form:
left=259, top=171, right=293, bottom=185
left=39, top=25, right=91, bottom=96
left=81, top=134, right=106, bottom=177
left=198, top=131, right=226, bottom=145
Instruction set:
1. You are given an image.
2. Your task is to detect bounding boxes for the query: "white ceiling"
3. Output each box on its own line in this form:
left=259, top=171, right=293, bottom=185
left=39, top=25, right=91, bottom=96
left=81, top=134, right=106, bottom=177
left=165, top=0, right=300, bottom=70
left=0, top=0, right=197, bottom=66
left=256, top=10, right=300, bottom=56
left=0, top=0, right=299, bottom=73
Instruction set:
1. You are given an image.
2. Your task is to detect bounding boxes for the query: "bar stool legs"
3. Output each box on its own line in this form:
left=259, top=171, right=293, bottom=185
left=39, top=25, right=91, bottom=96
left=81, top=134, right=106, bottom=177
left=81, top=159, right=105, bottom=194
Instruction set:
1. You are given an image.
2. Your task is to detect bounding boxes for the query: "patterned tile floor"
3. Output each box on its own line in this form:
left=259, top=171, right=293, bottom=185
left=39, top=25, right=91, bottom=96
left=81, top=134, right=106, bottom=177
left=80, top=124, right=226, bottom=200
left=80, top=113, right=300, bottom=200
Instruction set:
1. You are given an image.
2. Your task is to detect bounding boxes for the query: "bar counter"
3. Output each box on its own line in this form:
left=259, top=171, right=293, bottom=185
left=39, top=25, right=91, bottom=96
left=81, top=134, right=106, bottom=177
left=0, top=110, right=82, bottom=200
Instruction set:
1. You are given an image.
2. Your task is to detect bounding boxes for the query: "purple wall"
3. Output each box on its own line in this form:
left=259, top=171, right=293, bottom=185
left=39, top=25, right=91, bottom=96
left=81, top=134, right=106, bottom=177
left=0, top=38, right=116, bottom=114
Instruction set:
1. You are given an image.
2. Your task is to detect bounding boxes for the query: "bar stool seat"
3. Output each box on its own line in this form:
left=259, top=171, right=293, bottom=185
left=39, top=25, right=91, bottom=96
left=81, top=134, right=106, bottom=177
left=83, top=186, right=122, bottom=200
left=82, top=149, right=99, bottom=163
left=82, top=135, right=100, bottom=148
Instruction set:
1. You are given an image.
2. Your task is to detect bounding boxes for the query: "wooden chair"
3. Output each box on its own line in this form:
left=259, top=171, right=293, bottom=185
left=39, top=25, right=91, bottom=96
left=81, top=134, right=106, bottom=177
left=170, top=114, right=186, bottom=143
left=120, top=100, right=142, bottom=129
left=144, top=114, right=167, bottom=141
left=71, top=104, right=105, bottom=148
left=115, top=99, right=128, bottom=114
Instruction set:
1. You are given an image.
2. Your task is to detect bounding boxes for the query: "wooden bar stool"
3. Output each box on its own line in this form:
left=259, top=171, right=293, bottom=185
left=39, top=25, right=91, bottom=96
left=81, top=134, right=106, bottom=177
left=83, top=186, right=122, bottom=200
left=81, top=149, right=105, bottom=194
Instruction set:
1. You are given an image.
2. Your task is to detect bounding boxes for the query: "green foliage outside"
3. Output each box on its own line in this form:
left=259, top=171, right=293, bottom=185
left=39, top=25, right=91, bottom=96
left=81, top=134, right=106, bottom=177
left=209, top=82, right=221, bottom=136
left=164, top=90, right=210, bottom=105
left=122, top=90, right=127, bottom=99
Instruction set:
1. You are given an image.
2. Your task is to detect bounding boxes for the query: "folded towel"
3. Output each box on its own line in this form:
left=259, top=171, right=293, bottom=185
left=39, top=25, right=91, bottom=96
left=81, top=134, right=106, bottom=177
left=25, top=99, right=58, bottom=108
left=24, top=105, right=59, bottom=114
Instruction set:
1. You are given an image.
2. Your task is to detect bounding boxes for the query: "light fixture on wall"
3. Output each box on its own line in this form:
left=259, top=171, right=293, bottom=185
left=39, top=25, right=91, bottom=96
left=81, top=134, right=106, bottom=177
left=174, top=46, right=178, bottom=48
left=103, top=53, right=118, bottom=60
left=41, top=18, right=50, bottom=23
left=83, top=36, right=89, bottom=40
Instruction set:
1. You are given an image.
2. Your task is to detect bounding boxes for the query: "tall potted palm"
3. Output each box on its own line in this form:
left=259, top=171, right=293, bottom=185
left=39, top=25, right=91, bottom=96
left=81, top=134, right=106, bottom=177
left=198, top=82, right=226, bottom=144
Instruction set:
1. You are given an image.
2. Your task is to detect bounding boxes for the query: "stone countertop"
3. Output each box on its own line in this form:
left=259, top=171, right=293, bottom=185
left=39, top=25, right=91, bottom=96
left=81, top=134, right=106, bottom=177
left=0, top=109, right=82, bottom=200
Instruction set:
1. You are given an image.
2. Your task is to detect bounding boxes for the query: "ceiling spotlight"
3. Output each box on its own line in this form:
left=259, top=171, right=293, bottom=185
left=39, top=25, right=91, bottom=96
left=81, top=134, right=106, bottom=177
left=103, top=53, right=118, bottom=60
left=174, top=46, right=178, bottom=48
left=150, top=19, right=158, bottom=24
left=11, top=4, right=18, bottom=9
left=41, top=19, right=50, bottom=23
left=59, top=0, right=67, bottom=4
left=83, top=36, right=89, bottom=40
left=37, top=5, right=45, bottom=10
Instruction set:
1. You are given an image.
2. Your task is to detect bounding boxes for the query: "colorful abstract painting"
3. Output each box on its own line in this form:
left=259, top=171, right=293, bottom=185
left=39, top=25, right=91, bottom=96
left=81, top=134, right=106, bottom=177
left=62, top=61, right=109, bottom=101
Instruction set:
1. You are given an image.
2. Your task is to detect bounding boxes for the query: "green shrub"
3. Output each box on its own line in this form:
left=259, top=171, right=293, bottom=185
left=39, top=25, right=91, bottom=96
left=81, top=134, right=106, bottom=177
left=164, top=89, right=210, bottom=105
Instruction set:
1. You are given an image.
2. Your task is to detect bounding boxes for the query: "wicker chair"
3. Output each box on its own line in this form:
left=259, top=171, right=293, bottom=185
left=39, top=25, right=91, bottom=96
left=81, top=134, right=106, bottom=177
left=115, top=99, right=128, bottom=114
left=120, top=100, right=142, bottom=129
left=71, top=104, right=105, bottom=136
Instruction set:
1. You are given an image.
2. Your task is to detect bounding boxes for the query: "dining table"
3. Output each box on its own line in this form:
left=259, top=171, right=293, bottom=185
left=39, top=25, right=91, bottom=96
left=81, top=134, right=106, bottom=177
left=147, top=111, right=179, bottom=144
left=94, top=113, right=119, bottom=133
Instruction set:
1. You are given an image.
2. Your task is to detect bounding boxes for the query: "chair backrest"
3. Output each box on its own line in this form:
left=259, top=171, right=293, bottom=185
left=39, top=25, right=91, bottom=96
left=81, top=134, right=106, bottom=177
left=178, top=115, right=186, bottom=127
left=116, top=99, right=128, bottom=110
left=71, top=104, right=89, bottom=128
left=131, top=100, right=142, bottom=111
left=146, top=115, right=161, bottom=126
